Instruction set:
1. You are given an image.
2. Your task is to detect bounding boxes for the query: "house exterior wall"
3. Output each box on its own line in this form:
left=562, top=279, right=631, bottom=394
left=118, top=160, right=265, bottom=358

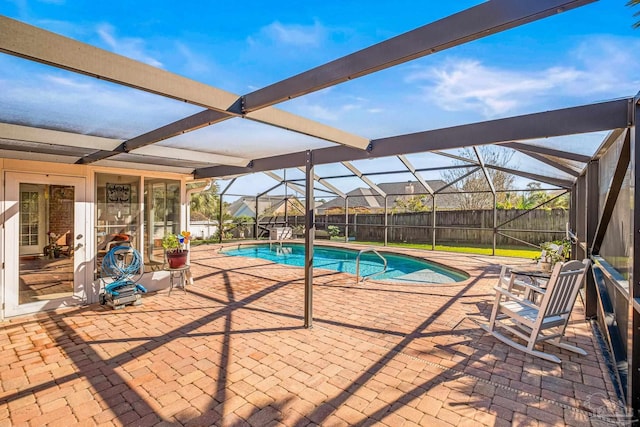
left=0, top=158, right=192, bottom=318
left=190, top=221, right=218, bottom=239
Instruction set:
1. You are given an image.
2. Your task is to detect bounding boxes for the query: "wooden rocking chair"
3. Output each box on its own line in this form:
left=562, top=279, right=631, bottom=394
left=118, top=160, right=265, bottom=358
left=481, top=259, right=590, bottom=363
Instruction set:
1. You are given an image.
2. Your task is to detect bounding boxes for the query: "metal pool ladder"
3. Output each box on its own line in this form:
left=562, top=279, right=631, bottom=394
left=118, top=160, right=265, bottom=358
left=356, top=248, right=388, bottom=283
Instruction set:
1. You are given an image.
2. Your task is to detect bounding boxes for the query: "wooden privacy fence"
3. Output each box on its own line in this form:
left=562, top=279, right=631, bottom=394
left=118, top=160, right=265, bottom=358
left=282, top=209, right=569, bottom=248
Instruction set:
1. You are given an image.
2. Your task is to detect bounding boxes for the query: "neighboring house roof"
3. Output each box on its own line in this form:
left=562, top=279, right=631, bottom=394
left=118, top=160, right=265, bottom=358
left=227, top=196, right=305, bottom=217
left=316, top=180, right=462, bottom=213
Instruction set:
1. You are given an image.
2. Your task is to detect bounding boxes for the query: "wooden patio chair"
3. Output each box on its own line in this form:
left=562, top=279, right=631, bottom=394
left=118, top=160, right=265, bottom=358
left=480, top=259, right=590, bottom=363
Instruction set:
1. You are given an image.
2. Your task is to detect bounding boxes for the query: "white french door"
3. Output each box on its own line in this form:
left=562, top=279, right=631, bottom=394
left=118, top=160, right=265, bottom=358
left=4, top=172, right=87, bottom=317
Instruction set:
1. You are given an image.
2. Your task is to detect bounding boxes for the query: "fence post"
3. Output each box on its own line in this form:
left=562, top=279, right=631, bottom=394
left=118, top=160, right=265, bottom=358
left=432, top=195, right=436, bottom=250
left=219, top=194, right=224, bottom=243
left=254, top=196, right=259, bottom=239
left=384, top=196, right=388, bottom=246
left=492, top=193, right=497, bottom=256
left=344, top=197, right=349, bottom=242
left=354, top=213, right=357, bottom=240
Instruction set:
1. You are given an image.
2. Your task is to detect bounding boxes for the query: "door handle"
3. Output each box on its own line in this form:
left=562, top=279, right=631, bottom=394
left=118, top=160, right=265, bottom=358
left=74, top=243, right=83, bottom=250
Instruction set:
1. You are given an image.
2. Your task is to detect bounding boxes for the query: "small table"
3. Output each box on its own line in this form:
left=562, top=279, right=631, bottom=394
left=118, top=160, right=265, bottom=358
left=510, top=268, right=551, bottom=284
left=509, top=267, right=551, bottom=302
left=165, top=265, right=190, bottom=296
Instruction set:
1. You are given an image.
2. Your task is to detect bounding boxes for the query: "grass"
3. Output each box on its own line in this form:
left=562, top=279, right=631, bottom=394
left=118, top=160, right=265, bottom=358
left=193, top=237, right=539, bottom=259
left=353, top=240, right=539, bottom=259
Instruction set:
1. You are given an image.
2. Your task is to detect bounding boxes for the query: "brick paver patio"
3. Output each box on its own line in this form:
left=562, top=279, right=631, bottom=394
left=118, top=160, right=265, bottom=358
left=0, top=243, right=625, bottom=426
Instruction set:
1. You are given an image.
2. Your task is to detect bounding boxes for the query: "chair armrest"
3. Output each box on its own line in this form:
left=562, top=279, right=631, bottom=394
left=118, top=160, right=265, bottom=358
left=493, top=286, right=540, bottom=309
left=514, top=280, right=547, bottom=295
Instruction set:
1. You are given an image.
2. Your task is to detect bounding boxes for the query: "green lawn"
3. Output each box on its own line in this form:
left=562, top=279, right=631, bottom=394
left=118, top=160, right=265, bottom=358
left=193, top=237, right=539, bottom=259
left=352, top=240, right=539, bottom=259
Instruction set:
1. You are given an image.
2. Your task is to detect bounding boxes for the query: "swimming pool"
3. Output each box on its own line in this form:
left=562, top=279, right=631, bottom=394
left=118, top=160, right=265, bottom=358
left=222, top=243, right=468, bottom=284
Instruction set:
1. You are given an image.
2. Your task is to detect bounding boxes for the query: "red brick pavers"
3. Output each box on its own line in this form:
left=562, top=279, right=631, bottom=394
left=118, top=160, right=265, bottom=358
left=0, top=242, right=624, bottom=426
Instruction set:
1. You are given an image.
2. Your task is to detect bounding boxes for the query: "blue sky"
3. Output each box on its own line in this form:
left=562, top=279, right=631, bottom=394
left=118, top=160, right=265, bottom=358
left=1, top=0, right=639, bottom=197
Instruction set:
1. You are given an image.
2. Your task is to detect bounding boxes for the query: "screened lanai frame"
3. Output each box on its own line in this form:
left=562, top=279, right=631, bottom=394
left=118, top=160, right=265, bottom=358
left=232, top=167, right=571, bottom=251
left=1, top=0, right=639, bottom=418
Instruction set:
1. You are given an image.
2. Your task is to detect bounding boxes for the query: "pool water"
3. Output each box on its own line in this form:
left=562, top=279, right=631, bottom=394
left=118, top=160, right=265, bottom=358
left=222, top=244, right=467, bottom=284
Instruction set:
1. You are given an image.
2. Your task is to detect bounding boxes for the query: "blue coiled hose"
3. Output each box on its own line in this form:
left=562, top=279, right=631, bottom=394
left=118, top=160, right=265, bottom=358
left=101, top=245, right=142, bottom=280
left=101, top=245, right=146, bottom=296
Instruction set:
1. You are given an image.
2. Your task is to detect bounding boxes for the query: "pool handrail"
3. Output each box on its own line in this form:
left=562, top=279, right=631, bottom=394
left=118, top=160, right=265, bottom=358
left=269, top=226, right=293, bottom=251
left=356, top=248, right=388, bottom=283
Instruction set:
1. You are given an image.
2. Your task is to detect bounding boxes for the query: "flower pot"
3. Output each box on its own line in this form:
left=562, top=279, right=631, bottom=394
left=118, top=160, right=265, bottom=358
left=540, top=262, right=552, bottom=272
left=166, top=250, right=188, bottom=268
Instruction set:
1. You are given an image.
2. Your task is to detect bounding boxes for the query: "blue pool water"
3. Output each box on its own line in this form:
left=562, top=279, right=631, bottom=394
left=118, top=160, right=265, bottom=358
left=222, top=244, right=467, bottom=284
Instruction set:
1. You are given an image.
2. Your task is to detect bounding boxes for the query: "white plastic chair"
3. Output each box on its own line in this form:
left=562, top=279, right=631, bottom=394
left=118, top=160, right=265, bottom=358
left=481, top=259, right=590, bottom=363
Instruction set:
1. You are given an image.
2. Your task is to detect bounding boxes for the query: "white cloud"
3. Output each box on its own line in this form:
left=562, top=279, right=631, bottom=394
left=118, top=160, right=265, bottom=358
left=256, top=20, right=326, bottom=47
left=96, top=23, right=163, bottom=68
left=287, top=90, right=389, bottom=123
left=305, top=104, right=339, bottom=121
left=406, top=59, right=582, bottom=117
left=175, top=42, right=211, bottom=75
left=406, top=35, right=640, bottom=118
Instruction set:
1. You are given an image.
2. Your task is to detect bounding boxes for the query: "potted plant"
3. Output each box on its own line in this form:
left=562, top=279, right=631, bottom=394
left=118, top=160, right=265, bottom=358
left=536, top=239, right=570, bottom=271
left=45, top=231, right=61, bottom=259
left=162, top=231, right=191, bottom=268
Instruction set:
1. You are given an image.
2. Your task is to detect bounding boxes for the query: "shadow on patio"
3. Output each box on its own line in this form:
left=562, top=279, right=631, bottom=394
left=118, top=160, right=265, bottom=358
left=0, top=245, right=626, bottom=426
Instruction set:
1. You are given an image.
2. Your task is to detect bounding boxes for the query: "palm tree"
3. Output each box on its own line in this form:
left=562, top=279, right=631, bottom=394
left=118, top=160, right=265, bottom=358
left=189, top=182, right=220, bottom=220
left=629, top=0, right=640, bottom=28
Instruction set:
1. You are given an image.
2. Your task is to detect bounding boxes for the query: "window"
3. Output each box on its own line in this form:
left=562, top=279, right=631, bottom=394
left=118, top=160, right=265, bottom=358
left=20, top=190, right=39, bottom=246
left=95, top=174, right=140, bottom=270
left=144, top=178, right=181, bottom=272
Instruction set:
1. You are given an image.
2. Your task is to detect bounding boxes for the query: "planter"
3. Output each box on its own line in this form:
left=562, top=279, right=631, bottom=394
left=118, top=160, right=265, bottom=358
left=166, top=250, right=188, bottom=268
left=539, top=262, right=553, bottom=272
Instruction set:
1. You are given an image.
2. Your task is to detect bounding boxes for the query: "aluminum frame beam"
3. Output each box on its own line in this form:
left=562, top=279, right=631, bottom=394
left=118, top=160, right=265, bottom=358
left=0, top=122, right=121, bottom=151
left=123, top=109, right=232, bottom=153
left=630, top=95, right=640, bottom=419
left=435, top=167, right=481, bottom=194
left=0, top=16, right=238, bottom=110
left=590, top=131, right=629, bottom=255
left=341, top=161, right=386, bottom=198
left=0, top=122, right=249, bottom=166
left=433, top=151, right=480, bottom=165
left=487, top=164, right=574, bottom=189
left=497, top=191, right=569, bottom=228
left=500, top=141, right=592, bottom=162
left=473, top=147, right=496, bottom=194
left=241, top=0, right=596, bottom=113
left=397, top=155, right=434, bottom=195
left=130, top=145, right=249, bottom=167
left=263, top=171, right=307, bottom=196
left=304, top=151, right=314, bottom=328
left=590, top=128, right=628, bottom=163
left=512, top=149, right=581, bottom=177
left=297, top=167, right=346, bottom=198
left=256, top=182, right=283, bottom=198
left=585, top=159, right=601, bottom=322
left=0, top=16, right=369, bottom=153
left=75, top=109, right=234, bottom=164
left=196, top=99, right=631, bottom=178
left=219, top=178, right=237, bottom=196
